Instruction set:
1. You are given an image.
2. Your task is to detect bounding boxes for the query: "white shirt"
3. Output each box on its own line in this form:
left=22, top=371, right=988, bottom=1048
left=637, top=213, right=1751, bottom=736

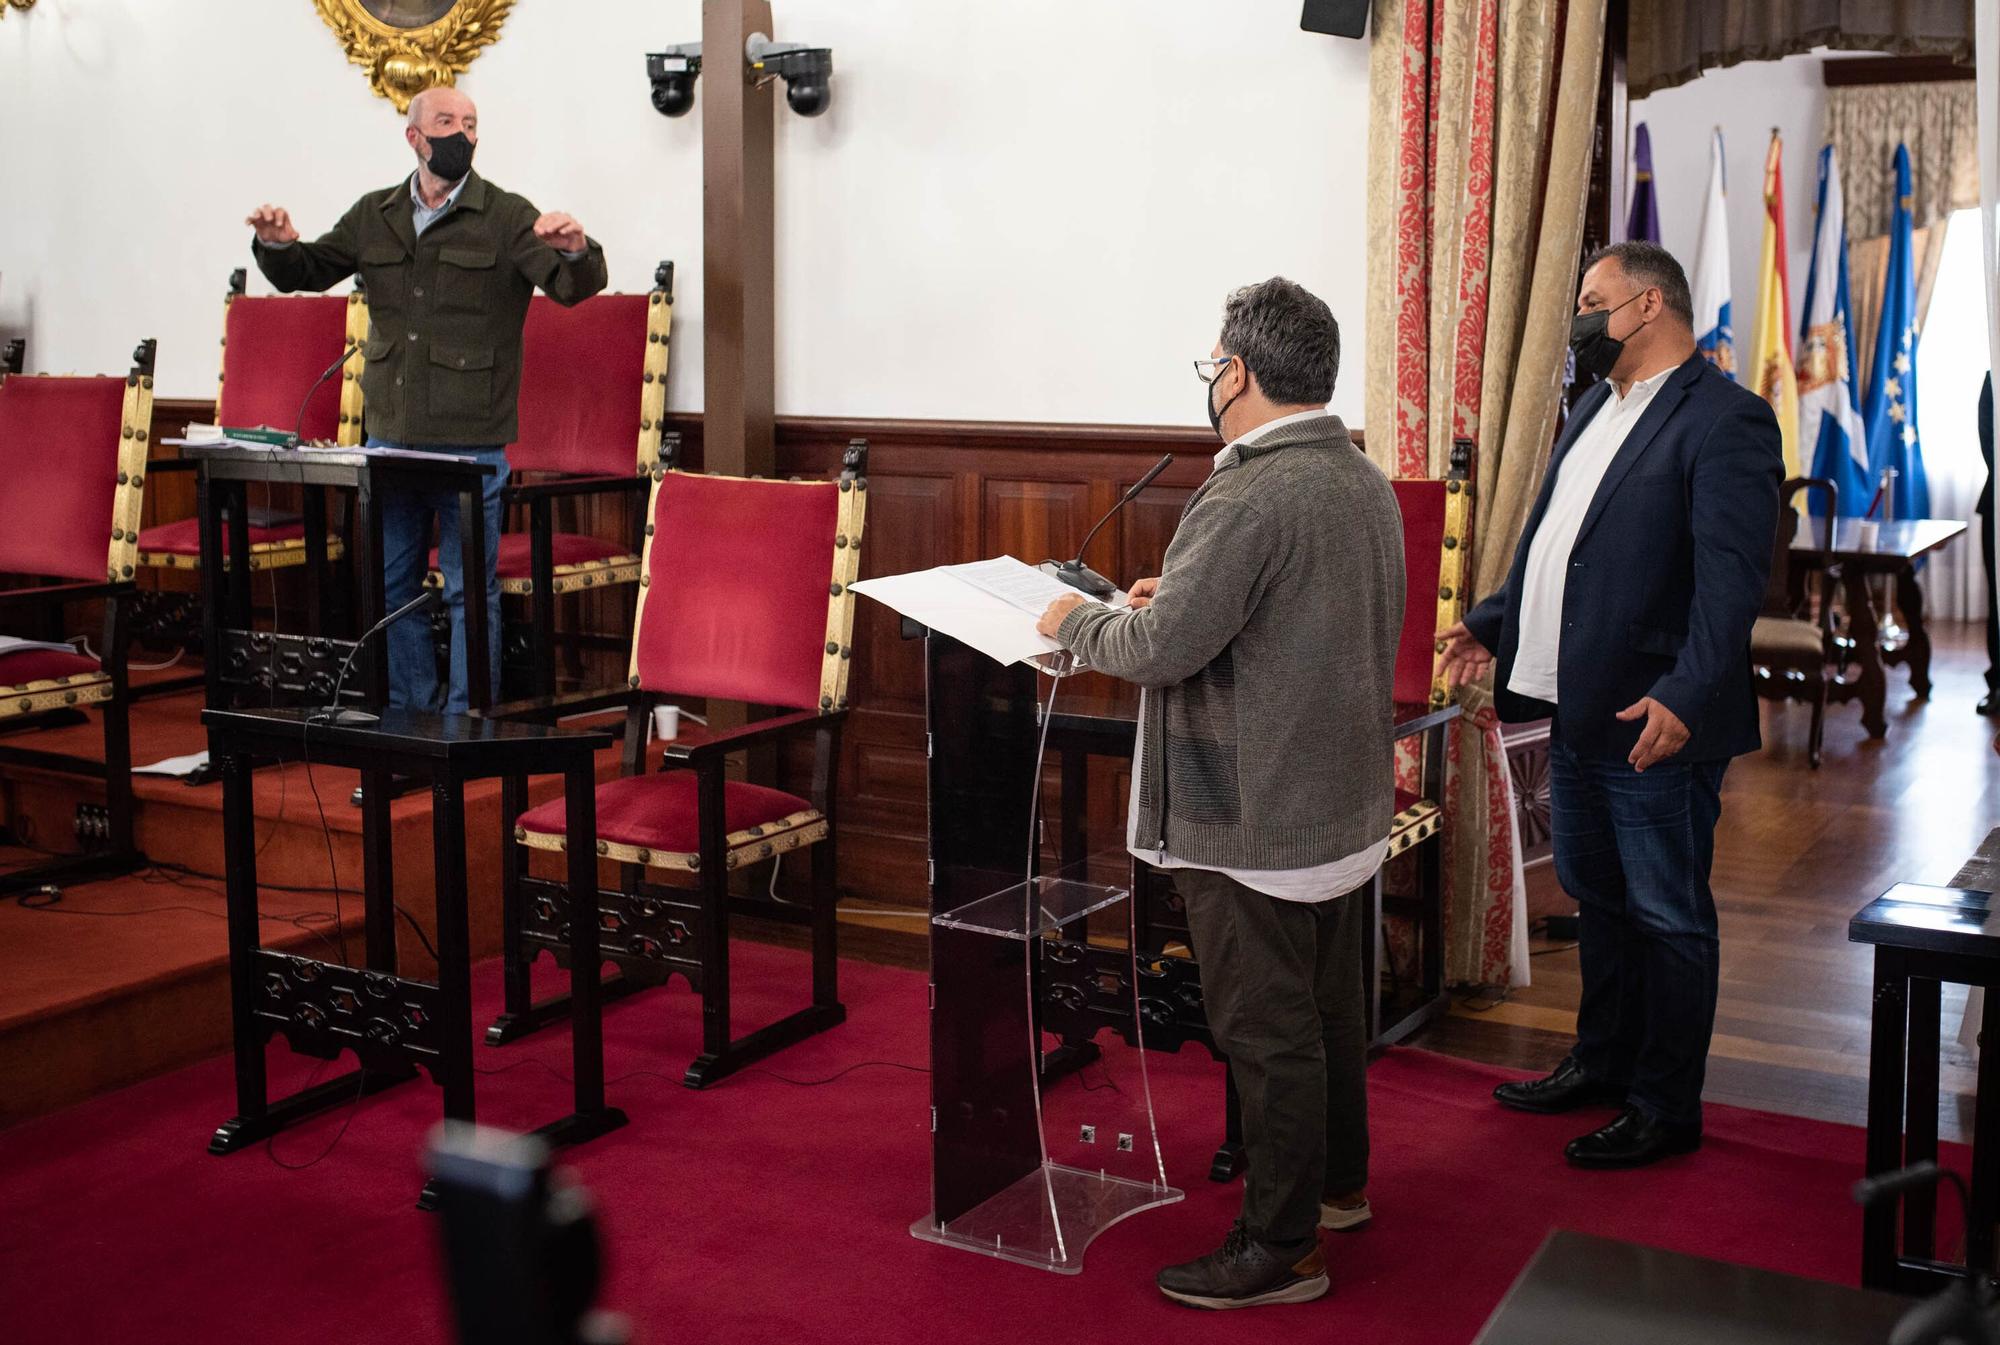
left=1507, top=366, right=1674, bottom=703
left=1126, top=407, right=1389, bottom=904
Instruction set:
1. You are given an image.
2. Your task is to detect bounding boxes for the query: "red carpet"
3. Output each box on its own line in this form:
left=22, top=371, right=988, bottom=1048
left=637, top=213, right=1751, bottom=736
left=0, top=944, right=1910, bottom=1344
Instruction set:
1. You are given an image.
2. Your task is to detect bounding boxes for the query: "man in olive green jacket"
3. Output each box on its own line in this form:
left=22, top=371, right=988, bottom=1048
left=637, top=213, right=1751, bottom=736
left=247, top=85, right=606, bottom=714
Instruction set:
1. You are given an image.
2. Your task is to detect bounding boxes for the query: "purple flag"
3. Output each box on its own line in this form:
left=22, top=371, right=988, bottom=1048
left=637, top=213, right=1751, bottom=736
left=1626, top=123, right=1661, bottom=243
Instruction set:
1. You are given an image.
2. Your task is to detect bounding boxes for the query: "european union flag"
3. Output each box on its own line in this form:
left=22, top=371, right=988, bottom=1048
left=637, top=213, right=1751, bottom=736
left=1861, top=143, right=1929, bottom=521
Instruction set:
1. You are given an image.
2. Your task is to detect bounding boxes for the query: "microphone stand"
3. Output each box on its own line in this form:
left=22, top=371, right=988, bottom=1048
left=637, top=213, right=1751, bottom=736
left=318, top=588, right=444, bottom=726
left=287, top=342, right=361, bottom=448
left=1049, top=453, right=1175, bottom=598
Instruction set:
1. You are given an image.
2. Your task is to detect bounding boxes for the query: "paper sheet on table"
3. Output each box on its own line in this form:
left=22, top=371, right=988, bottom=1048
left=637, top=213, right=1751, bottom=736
left=850, top=567, right=1067, bottom=667
left=941, top=556, right=1088, bottom=616
left=133, top=750, right=209, bottom=778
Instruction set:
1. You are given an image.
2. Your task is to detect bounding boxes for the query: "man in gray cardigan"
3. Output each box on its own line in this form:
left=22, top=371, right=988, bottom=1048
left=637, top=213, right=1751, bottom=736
left=1038, top=277, right=1405, bottom=1310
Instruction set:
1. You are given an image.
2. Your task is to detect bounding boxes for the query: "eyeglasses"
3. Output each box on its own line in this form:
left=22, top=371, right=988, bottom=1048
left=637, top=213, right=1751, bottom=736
left=1193, top=355, right=1235, bottom=385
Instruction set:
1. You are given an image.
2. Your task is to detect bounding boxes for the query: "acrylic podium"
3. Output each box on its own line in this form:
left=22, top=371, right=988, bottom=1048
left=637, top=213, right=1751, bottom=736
left=908, top=628, right=1183, bottom=1273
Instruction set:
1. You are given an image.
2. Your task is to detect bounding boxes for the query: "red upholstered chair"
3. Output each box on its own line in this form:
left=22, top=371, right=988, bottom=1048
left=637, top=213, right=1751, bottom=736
left=0, top=341, right=156, bottom=894
left=426, top=263, right=676, bottom=697
left=488, top=436, right=869, bottom=1088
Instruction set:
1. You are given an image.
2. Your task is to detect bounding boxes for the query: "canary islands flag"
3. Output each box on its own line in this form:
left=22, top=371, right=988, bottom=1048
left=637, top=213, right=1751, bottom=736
left=1691, top=129, right=1735, bottom=379
left=1798, top=145, right=1868, bottom=515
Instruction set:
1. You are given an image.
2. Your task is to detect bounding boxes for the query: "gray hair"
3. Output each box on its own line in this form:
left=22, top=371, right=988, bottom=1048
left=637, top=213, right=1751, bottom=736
left=1218, top=277, right=1341, bottom=405
left=1584, top=240, right=1694, bottom=326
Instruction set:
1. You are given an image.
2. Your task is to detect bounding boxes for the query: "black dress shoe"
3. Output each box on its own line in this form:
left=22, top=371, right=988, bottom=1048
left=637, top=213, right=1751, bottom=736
left=1564, top=1106, right=1701, bottom=1169
left=1493, top=1056, right=1628, bottom=1115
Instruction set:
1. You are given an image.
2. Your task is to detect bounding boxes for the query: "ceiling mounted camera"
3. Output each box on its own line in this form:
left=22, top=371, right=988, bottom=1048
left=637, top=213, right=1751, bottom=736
left=646, top=45, right=703, bottom=118
left=745, top=33, right=833, bottom=117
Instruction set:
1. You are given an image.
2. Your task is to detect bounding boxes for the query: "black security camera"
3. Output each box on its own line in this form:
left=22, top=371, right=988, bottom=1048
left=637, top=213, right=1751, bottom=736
left=646, top=47, right=702, bottom=118
left=746, top=33, right=834, bottom=117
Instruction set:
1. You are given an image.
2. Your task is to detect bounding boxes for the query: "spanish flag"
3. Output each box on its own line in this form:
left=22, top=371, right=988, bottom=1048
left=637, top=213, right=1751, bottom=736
left=1751, top=130, right=1802, bottom=476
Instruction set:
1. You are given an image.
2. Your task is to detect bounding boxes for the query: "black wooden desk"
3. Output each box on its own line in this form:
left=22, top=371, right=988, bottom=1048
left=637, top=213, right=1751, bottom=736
left=1790, top=516, right=1966, bottom=737
left=1852, top=842, right=2000, bottom=1292
left=1474, top=1230, right=1909, bottom=1344
left=189, top=443, right=496, bottom=714
left=202, top=706, right=623, bottom=1207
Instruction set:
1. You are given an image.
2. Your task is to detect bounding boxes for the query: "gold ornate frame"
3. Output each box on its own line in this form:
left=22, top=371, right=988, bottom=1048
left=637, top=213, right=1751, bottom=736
left=311, top=0, right=516, bottom=112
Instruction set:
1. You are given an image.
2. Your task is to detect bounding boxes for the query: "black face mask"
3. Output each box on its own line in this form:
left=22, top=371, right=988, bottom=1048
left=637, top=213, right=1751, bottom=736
left=420, top=131, right=476, bottom=183
left=1207, top=359, right=1245, bottom=441
left=1569, top=290, right=1648, bottom=384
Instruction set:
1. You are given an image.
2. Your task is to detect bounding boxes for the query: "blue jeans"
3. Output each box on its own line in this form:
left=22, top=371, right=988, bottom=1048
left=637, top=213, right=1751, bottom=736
left=371, top=440, right=508, bottom=716
left=1548, top=719, right=1728, bottom=1128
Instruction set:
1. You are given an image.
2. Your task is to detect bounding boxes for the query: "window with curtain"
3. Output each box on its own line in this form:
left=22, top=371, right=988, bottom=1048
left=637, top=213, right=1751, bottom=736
left=1912, top=206, right=1988, bottom=622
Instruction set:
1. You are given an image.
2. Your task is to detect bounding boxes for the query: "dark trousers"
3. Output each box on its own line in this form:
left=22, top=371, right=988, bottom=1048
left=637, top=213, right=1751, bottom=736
left=1175, top=866, right=1369, bottom=1245
left=1981, top=506, right=1998, bottom=693
left=1549, top=721, right=1728, bottom=1128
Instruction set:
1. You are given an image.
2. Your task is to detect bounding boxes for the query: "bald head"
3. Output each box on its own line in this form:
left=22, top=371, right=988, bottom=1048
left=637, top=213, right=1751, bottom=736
left=406, top=85, right=476, bottom=131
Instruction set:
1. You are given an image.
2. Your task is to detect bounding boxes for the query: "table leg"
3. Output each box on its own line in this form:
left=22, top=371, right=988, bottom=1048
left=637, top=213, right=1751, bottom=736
left=1843, top=567, right=1888, bottom=739
left=362, top=768, right=396, bottom=974
left=431, top=777, right=475, bottom=1127
left=1895, top=562, right=1934, bottom=699
left=1905, top=977, right=1941, bottom=1259
left=301, top=484, right=329, bottom=638
left=1862, top=947, right=1908, bottom=1289
left=458, top=484, right=490, bottom=713
left=562, top=761, right=621, bottom=1135
left=210, top=749, right=268, bottom=1151
left=1970, top=990, right=2000, bottom=1277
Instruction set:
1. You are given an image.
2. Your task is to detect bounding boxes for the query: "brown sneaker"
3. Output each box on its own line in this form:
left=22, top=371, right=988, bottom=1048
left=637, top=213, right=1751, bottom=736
left=1156, top=1220, right=1329, bottom=1310
left=1319, top=1190, right=1372, bottom=1232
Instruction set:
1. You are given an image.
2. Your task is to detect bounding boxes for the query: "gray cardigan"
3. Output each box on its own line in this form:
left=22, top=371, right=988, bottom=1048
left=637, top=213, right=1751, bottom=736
left=1056, top=415, right=1405, bottom=871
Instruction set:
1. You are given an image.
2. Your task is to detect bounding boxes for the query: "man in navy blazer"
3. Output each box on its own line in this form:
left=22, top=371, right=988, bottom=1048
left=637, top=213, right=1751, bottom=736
left=1440, top=241, right=1782, bottom=1169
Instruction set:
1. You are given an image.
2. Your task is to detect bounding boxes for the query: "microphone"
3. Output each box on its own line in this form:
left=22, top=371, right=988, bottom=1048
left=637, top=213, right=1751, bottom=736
left=1050, top=453, right=1175, bottom=599
left=319, top=587, right=445, bottom=725
left=287, top=342, right=361, bottom=448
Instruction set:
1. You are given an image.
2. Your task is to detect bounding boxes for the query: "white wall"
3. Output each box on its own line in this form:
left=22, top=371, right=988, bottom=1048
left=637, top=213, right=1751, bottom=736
left=1628, top=52, right=1827, bottom=346
left=0, top=0, right=1373, bottom=426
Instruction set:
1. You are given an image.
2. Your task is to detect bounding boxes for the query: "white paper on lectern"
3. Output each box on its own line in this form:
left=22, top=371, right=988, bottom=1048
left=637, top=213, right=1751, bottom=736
left=850, top=565, right=1075, bottom=667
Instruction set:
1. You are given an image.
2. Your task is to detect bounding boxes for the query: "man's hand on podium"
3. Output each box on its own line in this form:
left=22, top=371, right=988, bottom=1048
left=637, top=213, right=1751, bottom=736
left=1037, top=593, right=1087, bottom=639
left=247, top=205, right=300, bottom=246
left=533, top=212, right=587, bottom=254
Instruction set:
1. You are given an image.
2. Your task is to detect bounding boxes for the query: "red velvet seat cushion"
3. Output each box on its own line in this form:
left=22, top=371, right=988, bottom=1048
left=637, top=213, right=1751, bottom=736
left=137, top=516, right=307, bottom=557
left=516, top=771, right=815, bottom=854
left=0, top=375, right=128, bottom=581
left=0, top=647, right=102, bottom=687
left=1390, top=479, right=1448, bottom=709
left=426, top=531, right=634, bottom=578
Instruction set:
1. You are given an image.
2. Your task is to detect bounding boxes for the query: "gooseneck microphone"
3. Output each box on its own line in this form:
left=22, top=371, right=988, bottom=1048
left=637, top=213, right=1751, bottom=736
left=1050, top=453, right=1175, bottom=599
left=319, top=588, right=445, bottom=725
left=288, top=342, right=361, bottom=448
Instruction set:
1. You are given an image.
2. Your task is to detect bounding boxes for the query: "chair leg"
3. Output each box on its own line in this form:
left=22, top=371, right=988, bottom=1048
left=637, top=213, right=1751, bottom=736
left=1810, top=677, right=1827, bottom=770
left=811, top=835, right=840, bottom=1009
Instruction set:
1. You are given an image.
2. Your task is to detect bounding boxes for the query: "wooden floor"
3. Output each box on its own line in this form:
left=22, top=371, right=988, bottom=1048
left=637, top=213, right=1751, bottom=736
left=1422, top=619, right=2000, bottom=1141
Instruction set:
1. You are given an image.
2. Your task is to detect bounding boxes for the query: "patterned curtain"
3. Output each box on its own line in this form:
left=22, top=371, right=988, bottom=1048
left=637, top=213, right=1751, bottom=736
left=1365, top=0, right=1607, bottom=988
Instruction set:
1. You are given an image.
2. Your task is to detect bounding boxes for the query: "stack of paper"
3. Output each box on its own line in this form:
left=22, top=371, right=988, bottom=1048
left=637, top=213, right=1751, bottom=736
left=851, top=556, right=1122, bottom=667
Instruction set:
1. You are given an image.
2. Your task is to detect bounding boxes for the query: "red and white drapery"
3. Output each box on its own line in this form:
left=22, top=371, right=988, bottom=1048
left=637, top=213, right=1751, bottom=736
left=1366, top=0, right=1609, bottom=987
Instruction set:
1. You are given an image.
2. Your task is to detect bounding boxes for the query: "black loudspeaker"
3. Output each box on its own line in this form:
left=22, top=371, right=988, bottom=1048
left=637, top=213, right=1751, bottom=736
left=1301, top=0, right=1368, bottom=37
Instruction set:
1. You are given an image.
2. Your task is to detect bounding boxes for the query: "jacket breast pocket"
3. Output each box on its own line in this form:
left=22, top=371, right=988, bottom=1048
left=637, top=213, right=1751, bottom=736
left=435, top=245, right=497, bottom=316
left=428, top=343, right=495, bottom=422
left=358, top=244, right=407, bottom=310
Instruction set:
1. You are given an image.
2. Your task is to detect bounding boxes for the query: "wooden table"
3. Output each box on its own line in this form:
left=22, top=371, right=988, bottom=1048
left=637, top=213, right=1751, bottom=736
left=1790, top=516, right=1966, bottom=737
left=1473, top=1230, right=1909, bottom=1344
left=1850, top=830, right=2000, bottom=1292
left=202, top=705, right=623, bottom=1208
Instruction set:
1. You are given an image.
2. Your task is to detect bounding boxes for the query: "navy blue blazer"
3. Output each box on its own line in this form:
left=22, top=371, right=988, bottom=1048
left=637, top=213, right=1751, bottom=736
left=1463, top=352, right=1783, bottom=763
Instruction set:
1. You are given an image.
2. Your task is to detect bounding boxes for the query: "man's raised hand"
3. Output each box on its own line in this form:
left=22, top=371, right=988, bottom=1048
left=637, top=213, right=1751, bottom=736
left=246, top=205, right=299, bottom=246
left=533, top=212, right=587, bottom=254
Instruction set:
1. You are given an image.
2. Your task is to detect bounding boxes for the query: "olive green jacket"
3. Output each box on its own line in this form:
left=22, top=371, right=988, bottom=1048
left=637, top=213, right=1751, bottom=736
left=251, top=171, right=608, bottom=446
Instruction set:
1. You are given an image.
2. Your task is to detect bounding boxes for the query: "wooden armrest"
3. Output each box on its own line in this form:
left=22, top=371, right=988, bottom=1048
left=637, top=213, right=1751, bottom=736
left=478, top=685, right=638, bottom=724
left=0, top=580, right=131, bottom=612
left=503, top=474, right=649, bottom=503
left=660, top=708, right=841, bottom=764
